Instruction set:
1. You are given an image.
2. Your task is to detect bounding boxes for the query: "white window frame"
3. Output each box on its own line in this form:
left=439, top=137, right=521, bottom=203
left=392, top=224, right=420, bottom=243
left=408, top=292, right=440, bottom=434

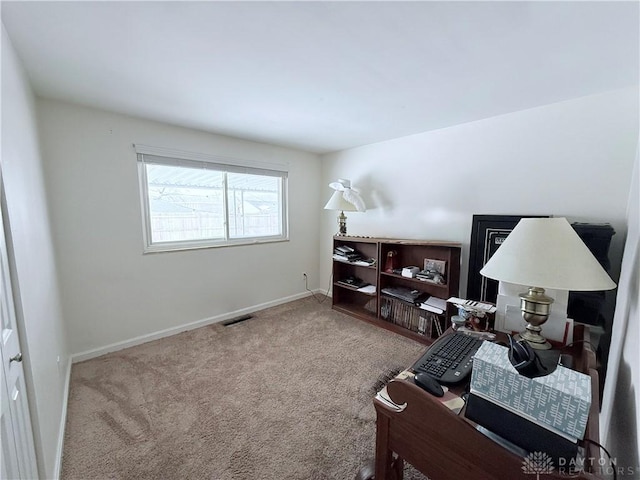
left=135, top=144, right=289, bottom=253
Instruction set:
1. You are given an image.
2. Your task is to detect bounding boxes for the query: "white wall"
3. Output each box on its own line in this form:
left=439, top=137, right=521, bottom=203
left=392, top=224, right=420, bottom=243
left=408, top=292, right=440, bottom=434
left=601, top=151, right=639, bottom=474
left=1, top=25, right=70, bottom=479
left=320, top=88, right=639, bottom=297
left=320, top=87, right=640, bottom=465
left=36, top=99, right=321, bottom=357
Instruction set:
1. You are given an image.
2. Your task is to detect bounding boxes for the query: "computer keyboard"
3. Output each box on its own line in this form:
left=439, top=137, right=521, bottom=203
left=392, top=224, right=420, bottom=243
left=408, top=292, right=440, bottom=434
left=412, top=332, right=483, bottom=384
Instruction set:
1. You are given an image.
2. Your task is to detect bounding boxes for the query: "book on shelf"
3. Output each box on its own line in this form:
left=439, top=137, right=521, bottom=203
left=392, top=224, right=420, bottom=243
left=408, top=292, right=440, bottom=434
left=380, top=296, right=443, bottom=338
left=332, top=253, right=376, bottom=267
left=336, top=276, right=369, bottom=289
left=332, top=254, right=361, bottom=264
left=334, top=251, right=362, bottom=261
left=352, top=258, right=376, bottom=267
left=335, top=245, right=355, bottom=253
left=418, top=312, right=442, bottom=337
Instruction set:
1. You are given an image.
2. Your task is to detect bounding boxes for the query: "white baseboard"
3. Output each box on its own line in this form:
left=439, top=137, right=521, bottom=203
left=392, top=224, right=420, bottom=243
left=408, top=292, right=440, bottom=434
left=53, top=356, right=72, bottom=479
left=71, top=291, right=317, bottom=363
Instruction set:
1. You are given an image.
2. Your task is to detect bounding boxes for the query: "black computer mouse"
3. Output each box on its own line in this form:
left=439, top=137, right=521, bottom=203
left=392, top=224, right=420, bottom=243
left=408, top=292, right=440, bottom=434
left=414, top=372, right=444, bottom=397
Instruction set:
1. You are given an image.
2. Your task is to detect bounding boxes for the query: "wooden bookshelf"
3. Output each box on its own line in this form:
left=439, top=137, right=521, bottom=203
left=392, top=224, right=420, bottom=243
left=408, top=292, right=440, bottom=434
left=331, top=236, right=461, bottom=345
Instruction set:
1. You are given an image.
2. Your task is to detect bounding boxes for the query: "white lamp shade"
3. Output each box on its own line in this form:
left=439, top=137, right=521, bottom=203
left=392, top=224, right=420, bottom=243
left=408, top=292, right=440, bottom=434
left=324, top=190, right=358, bottom=212
left=480, top=217, right=616, bottom=291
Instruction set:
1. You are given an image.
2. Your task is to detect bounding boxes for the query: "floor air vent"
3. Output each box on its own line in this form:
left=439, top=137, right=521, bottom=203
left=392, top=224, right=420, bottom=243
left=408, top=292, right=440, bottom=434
left=222, top=314, right=253, bottom=326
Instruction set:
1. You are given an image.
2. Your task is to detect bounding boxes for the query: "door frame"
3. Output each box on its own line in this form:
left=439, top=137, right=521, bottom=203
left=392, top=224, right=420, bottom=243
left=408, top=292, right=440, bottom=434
left=0, top=170, right=39, bottom=479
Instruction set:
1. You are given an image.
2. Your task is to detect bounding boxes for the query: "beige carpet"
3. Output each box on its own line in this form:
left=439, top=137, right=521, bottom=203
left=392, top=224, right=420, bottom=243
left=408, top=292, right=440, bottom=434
left=61, top=297, right=429, bottom=479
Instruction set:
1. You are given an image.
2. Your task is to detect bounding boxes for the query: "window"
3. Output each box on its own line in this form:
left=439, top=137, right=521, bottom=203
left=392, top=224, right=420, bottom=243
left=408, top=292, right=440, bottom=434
left=136, top=145, right=288, bottom=252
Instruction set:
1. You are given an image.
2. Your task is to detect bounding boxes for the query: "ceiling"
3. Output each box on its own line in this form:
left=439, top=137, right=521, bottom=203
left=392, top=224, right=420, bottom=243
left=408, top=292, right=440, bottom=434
left=2, top=1, right=638, bottom=154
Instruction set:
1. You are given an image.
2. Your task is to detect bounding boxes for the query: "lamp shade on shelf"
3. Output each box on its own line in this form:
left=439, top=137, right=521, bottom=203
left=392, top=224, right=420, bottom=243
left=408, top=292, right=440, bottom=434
left=324, top=190, right=358, bottom=212
left=324, top=178, right=366, bottom=236
left=480, top=217, right=616, bottom=291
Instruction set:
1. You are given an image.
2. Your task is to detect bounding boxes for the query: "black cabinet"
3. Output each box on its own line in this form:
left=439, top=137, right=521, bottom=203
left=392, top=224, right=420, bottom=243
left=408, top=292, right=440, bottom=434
left=567, top=223, right=615, bottom=326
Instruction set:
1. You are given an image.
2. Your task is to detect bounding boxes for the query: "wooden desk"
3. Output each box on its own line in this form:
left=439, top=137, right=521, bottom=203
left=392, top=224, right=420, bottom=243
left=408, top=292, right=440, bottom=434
left=372, top=325, right=602, bottom=480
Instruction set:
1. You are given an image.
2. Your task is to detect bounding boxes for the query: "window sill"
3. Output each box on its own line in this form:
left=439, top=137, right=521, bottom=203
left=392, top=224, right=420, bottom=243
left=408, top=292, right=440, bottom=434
left=142, top=237, right=290, bottom=254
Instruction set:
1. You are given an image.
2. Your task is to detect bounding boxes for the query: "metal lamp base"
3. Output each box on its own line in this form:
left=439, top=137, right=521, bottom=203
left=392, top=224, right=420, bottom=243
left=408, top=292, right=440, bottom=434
left=518, top=329, right=552, bottom=350
left=518, top=287, right=554, bottom=350
left=337, top=211, right=348, bottom=236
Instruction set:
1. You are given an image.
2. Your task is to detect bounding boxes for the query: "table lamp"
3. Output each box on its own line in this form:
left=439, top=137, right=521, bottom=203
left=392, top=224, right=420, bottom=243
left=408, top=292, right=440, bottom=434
left=324, top=179, right=366, bottom=236
left=479, top=217, right=616, bottom=349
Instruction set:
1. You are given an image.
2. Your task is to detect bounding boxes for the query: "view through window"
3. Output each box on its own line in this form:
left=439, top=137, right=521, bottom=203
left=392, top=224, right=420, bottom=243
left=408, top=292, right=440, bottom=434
left=138, top=150, right=287, bottom=251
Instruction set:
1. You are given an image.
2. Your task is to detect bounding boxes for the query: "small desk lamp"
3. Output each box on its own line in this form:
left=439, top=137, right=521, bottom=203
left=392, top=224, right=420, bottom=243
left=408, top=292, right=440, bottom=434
left=480, top=217, right=616, bottom=349
left=324, top=179, right=366, bottom=236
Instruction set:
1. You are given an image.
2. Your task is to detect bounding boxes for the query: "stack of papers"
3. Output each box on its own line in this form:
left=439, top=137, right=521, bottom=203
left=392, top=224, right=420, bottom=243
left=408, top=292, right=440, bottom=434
left=418, top=296, right=447, bottom=314
left=353, top=258, right=376, bottom=267
left=357, top=285, right=376, bottom=294
left=447, top=297, right=497, bottom=314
